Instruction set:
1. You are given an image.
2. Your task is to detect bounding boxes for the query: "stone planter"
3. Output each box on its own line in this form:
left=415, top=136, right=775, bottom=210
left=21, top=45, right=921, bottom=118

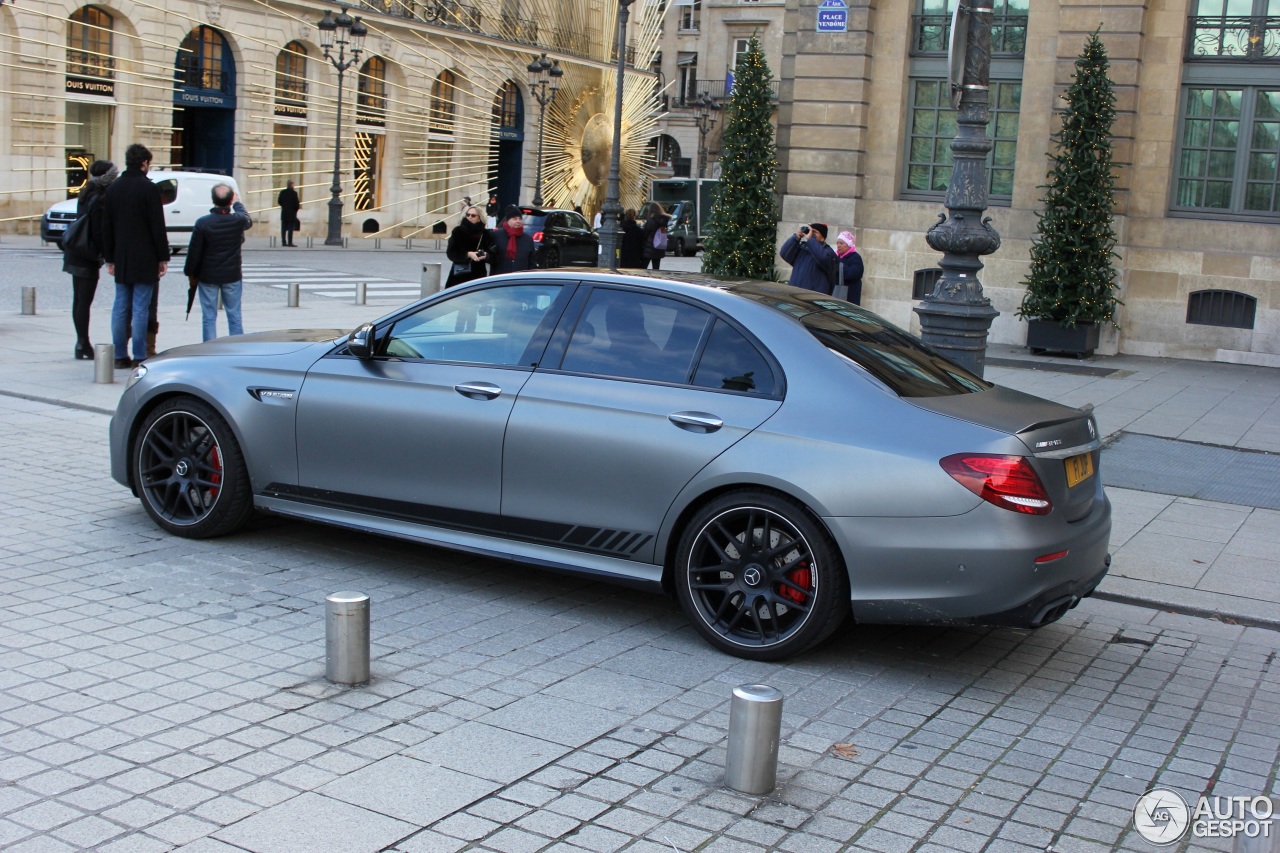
left=1026, top=319, right=1101, bottom=358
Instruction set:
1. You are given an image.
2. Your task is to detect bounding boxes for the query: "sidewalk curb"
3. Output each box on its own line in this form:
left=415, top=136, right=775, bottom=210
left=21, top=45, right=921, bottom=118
left=1092, top=590, right=1280, bottom=633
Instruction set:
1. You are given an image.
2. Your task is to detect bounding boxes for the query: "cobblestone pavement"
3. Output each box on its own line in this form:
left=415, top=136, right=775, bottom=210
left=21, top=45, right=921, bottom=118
left=1, top=393, right=1277, bottom=852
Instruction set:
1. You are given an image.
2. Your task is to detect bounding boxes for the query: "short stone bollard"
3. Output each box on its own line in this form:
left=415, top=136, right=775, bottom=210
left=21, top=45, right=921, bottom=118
left=325, top=592, right=370, bottom=686
left=355, top=281, right=367, bottom=305
left=725, top=684, right=783, bottom=795
left=421, top=262, right=443, bottom=298
left=21, top=286, right=36, bottom=315
left=288, top=282, right=300, bottom=307
left=93, top=343, right=114, bottom=384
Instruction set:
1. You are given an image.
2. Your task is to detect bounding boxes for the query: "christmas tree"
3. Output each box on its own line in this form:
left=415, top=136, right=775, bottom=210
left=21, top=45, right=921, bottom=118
left=1018, top=30, right=1121, bottom=328
left=701, top=35, right=779, bottom=280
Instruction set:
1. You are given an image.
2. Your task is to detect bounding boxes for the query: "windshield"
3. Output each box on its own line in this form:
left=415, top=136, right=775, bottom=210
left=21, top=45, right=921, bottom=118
left=756, top=295, right=990, bottom=397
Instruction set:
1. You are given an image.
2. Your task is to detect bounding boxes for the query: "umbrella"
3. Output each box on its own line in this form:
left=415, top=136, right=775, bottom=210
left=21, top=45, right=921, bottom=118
left=185, top=275, right=198, bottom=319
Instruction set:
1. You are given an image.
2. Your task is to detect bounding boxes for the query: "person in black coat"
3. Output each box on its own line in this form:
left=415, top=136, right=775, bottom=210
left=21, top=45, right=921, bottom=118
left=185, top=184, right=253, bottom=341
left=61, top=159, right=117, bottom=359
left=444, top=205, right=496, bottom=287
left=277, top=180, right=300, bottom=246
left=641, top=202, right=670, bottom=270
left=100, top=143, right=169, bottom=368
left=619, top=208, right=645, bottom=269
left=833, top=229, right=865, bottom=304
left=488, top=205, right=536, bottom=275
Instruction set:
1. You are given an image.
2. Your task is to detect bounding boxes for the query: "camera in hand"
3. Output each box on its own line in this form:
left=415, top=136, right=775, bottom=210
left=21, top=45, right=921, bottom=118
left=800, top=225, right=810, bottom=234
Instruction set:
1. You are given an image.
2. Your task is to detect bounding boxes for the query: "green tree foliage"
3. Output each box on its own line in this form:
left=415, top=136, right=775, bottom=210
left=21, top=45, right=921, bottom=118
left=701, top=36, right=779, bottom=280
left=1018, top=30, right=1122, bottom=327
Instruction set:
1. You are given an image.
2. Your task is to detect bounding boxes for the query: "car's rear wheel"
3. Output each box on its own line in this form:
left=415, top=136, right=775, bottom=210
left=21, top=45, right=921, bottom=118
left=675, top=491, right=849, bottom=660
left=132, top=397, right=253, bottom=539
left=542, top=247, right=560, bottom=268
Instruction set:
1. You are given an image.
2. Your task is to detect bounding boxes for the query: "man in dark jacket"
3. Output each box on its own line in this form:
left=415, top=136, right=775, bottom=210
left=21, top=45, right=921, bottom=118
left=779, top=222, right=837, bottom=294
left=277, top=180, right=300, bottom=246
left=185, top=184, right=253, bottom=341
left=100, top=143, right=169, bottom=368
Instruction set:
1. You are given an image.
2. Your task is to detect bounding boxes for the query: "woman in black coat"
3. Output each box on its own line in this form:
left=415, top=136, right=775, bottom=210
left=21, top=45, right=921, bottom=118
left=641, top=202, right=670, bottom=270
left=62, top=159, right=117, bottom=359
left=444, top=205, right=496, bottom=287
left=619, top=208, right=645, bottom=269
left=833, top=229, right=865, bottom=305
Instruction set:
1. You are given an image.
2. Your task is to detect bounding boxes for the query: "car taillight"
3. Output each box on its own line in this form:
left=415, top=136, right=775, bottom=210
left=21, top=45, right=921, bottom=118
left=532, top=231, right=544, bottom=242
left=940, top=454, right=1052, bottom=516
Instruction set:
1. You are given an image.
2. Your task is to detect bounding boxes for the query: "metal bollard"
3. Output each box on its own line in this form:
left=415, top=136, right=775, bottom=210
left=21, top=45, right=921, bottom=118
left=1233, top=796, right=1280, bottom=853
left=405, top=237, right=413, bottom=250
left=725, top=684, right=783, bottom=795
left=306, top=236, right=313, bottom=248
left=325, top=592, right=370, bottom=686
left=421, top=262, right=443, bottom=298
left=93, top=343, right=114, bottom=384
left=288, top=282, right=300, bottom=307
left=374, top=238, right=381, bottom=250
left=355, top=281, right=366, bottom=305
left=21, top=286, right=36, bottom=315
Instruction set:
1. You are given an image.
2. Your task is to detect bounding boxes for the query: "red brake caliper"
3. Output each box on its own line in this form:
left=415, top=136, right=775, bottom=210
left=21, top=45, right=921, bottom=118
left=209, top=445, right=222, bottom=499
left=778, top=561, right=812, bottom=604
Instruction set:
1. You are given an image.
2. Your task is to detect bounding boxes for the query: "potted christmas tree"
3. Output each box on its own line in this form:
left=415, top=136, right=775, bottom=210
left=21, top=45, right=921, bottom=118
left=1018, top=30, right=1121, bottom=358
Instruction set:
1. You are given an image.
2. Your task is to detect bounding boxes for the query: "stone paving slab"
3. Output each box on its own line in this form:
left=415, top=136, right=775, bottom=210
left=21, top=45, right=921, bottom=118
left=1, top=393, right=1278, bottom=852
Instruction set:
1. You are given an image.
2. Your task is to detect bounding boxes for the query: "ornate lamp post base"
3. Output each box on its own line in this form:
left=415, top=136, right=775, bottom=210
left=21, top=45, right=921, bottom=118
left=914, top=297, right=999, bottom=376
left=325, top=196, right=345, bottom=246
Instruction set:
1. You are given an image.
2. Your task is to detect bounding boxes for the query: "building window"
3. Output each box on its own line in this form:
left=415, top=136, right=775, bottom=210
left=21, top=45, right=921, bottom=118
left=494, top=80, right=520, bottom=129
left=680, top=0, right=701, bottom=32
left=430, top=70, right=457, bottom=133
left=273, top=124, right=305, bottom=196
left=354, top=131, right=382, bottom=211
left=912, top=0, right=1028, bottom=56
left=275, top=42, right=307, bottom=105
left=903, top=79, right=1022, bottom=201
left=68, top=6, right=114, bottom=79
left=357, top=57, right=387, bottom=127
left=177, top=26, right=229, bottom=92
left=1175, top=2, right=1280, bottom=220
left=679, top=61, right=699, bottom=106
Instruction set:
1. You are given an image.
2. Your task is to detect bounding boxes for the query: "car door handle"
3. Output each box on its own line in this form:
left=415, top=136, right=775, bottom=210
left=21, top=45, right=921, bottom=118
left=668, top=411, right=723, bottom=433
left=454, top=382, right=502, bottom=400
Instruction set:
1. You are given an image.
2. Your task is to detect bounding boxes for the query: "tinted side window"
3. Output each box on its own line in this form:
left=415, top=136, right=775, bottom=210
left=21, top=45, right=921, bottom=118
left=692, top=320, right=776, bottom=395
left=560, top=289, right=710, bottom=384
left=155, top=179, right=178, bottom=205
left=546, top=213, right=565, bottom=228
left=382, top=283, right=562, bottom=366
left=566, top=212, right=589, bottom=230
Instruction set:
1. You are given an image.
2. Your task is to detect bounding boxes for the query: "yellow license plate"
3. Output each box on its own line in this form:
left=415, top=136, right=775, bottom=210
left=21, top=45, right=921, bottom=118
left=1065, top=452, right=1094, bottom=488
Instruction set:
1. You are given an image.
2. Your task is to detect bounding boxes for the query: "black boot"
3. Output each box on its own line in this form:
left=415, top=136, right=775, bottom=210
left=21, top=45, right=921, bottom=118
left=75, top=340, right=93, bottom=360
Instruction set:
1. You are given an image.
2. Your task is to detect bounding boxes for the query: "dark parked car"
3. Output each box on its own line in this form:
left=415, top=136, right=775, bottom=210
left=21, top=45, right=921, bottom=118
left=109, top=270, right=1111, bottom=660
left=522, top=206, right=599, bottom=268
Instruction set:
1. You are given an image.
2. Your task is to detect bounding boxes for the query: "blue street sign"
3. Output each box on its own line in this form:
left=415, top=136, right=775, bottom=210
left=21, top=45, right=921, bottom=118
left=817, top=0, right=848, bottom=32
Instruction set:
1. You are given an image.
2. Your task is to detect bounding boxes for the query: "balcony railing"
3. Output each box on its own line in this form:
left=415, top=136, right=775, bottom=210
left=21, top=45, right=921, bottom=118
left=674, top=78, right=780, bottom=106
left=1186, top=15, right=1280, bottom=61
left=910, top=14, right=1027, bottom=57
left=67, top=51, right=116, bottom=78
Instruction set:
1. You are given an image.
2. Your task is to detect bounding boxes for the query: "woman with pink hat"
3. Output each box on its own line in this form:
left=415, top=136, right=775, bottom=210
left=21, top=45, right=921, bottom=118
left=833, top=229, right=864, bottom=304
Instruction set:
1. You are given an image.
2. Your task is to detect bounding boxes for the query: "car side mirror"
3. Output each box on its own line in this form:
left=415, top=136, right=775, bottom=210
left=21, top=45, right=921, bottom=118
left=346, top=322, right=377, bottom=359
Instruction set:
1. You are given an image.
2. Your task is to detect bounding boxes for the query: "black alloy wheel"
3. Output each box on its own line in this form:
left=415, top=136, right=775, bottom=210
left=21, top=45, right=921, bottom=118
left=132, top=397, right=253, bottom=538
left=675, top=491, right=849, bottom=660
left=542, top=246, right=561, bottom=269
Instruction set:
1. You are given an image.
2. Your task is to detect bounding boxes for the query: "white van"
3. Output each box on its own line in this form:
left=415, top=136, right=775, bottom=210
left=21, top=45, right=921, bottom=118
left=41, top=170, right=241, bottom=252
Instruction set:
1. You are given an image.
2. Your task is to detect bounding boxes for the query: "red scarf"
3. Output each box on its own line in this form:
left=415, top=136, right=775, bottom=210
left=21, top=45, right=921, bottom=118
left=503, top=221, right=524, bottom=260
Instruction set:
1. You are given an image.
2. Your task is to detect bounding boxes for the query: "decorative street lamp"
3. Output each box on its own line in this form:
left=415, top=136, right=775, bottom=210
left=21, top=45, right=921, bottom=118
left=913, top=2, right=1000, bottom=376
left=691, top=92, right=720, bottom=179
left=527, top=52, right=563, bottom=208
left=598, top=0, right=634, bottom=271
left=317, top=5, right=367, bottom=247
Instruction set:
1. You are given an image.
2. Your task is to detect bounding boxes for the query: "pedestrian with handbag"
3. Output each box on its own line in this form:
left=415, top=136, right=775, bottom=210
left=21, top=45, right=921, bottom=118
left=641, top=202, right=670, bottom=270
left=833, top=230, right=864, bottom=304
left=444, top=205, right=496, bottom=287
left=277, top=180, right=300, bottom=246
left=61, top=159, right=117, bottom=359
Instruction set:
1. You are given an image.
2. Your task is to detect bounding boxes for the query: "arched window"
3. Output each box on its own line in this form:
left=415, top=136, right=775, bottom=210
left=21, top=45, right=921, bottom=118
left=68, top=6, right=114, bottom=79
left=177, top=26, right=231, bottom=93
left=275, top=42, right=307, bottom=106
left=357, top=56, right=387, bottom=126
left=493, top=80, right=522, bottom=131
left=430, top=70, right=457, bottom=133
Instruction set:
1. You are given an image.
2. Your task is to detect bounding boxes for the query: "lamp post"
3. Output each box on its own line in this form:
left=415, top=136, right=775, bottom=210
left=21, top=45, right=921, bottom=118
left=692, top=92, right=720, bottom=179
left=317, top=6, right=367, bottom=247
left=527, top=52, right=563, bottom=208
left=913, top=2, right=1000, bottom=376
left=599, top=0, right=634, bottom=272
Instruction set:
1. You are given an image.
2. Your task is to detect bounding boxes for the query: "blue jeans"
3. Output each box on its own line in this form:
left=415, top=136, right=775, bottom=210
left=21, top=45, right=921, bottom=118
left=111, top=282, right=154, bottom=361
left=198, top=281, right=243, bottom=342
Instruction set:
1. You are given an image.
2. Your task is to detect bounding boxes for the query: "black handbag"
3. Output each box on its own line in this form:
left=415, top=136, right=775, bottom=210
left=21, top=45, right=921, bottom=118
left=60, top=202, right=96, bottom=262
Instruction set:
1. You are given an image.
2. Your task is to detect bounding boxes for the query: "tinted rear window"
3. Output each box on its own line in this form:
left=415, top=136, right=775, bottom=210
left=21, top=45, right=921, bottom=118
left=798, top=303, right=990, bottom=397
left=522, top=213, right=548, bottom=230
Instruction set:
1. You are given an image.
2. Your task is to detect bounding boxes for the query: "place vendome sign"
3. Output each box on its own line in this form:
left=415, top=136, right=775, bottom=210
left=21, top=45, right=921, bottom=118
left=65, top=75, right=115, bottom=97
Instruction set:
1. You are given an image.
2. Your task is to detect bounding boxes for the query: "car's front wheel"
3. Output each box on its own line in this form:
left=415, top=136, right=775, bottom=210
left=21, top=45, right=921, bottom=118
left=131, top=397, right=253, bottom=538
left=675, top=491, right=849, bottom=660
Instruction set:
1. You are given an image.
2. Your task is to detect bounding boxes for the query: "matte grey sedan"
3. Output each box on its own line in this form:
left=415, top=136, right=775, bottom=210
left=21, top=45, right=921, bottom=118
left=110, top=270, right=1111, bottom=660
